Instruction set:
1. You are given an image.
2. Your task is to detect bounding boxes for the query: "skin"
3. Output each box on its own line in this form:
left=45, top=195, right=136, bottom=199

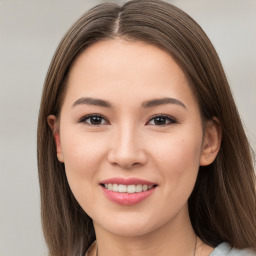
left=48, top=39, right=221, bottom=256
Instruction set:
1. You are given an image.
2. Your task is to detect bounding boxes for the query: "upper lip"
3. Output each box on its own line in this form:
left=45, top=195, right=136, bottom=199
left=100, top=177, right=157, bottom=186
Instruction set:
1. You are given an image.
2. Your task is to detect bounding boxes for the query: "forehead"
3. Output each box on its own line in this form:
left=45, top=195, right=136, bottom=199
left=70, top=39, right=185, bottom=80
left=63, top=39, right=197, bottom=110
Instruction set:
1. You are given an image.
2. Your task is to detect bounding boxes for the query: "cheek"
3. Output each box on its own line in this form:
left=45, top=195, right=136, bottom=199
left=152, top=135, right=202, bottom=170
left=145, top=134, right=202, bottom=225
left=59, top=131, right=108, bottom=209
left=61, top=131, right=107, bottom=176
left=150, top=132, right=202, bottom=193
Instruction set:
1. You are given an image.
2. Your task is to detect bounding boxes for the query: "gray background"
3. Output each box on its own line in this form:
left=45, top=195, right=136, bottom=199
left=0, top=0, right=255, bottom=255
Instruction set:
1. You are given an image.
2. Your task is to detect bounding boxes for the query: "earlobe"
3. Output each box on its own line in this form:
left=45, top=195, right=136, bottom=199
left=200, top=117, right=222, bottom=166
left=47, top=115, right=64, bottom=163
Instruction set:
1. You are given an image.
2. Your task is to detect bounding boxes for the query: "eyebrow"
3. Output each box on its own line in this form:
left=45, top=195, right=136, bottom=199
left=72, top=97, right=186, bottom=109
left=72, top=97, right=112, bottom=108
left=142, top=97, right=187, bottom=109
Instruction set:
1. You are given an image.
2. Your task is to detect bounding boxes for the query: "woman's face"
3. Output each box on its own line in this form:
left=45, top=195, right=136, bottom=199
left=49, top=39, right=216, bottom=237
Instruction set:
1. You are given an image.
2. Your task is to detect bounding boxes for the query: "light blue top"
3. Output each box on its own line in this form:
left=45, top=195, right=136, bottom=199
left=85, top=241, right=256, bottom=256
left=210, top=243, right=256, bottom=256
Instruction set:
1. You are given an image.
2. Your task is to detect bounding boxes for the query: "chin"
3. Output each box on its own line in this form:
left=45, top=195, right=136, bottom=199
left=104, top=224, right=152, bottom=237
left=93, top=212, right=165, bottom=238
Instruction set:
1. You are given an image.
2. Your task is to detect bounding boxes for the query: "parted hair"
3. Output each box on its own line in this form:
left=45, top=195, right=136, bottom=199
left=37, top=0, right=256, bottom=255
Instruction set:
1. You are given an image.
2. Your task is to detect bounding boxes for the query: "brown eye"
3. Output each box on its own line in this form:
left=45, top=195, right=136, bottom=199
left=79, top=115, right=109, bottom=125
left=147, top=115, right=176, bottom=126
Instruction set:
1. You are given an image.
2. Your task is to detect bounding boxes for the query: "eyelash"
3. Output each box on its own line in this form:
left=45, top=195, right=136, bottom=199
left=79, top=114, right=110, bottom=126
left=79, top=114, right=177, bottom=127
left=147, top=114, right=177, bottom=126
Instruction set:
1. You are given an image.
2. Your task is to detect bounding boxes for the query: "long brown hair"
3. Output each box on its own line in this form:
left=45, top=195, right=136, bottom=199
left=37, top=0, right=256, bottom=255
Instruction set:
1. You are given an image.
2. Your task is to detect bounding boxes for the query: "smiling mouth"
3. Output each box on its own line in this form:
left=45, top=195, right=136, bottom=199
left=100, top=183, right=157, bottom=193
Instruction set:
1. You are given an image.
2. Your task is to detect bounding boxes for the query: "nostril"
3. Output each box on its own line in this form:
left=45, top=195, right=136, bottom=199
left=107, top=144, right=148, bottom=169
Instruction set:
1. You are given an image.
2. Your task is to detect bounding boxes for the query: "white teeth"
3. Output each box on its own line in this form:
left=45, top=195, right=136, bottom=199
left=118, top=184, right=127, bottom=193
left=127, top=185, right=136, bottom=193
left=112, top=184, right=118, bottom=192
left=142, top=185, right=148, bottom=191
left=104, top=184, right=154, bottom=193
left=136, top=184, right=142, bottom=192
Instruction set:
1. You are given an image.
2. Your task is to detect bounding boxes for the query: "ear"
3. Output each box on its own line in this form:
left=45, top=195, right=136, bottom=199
left=200, top=117, right=222, bottom=166
left=47, top=115, right=64, bottom=163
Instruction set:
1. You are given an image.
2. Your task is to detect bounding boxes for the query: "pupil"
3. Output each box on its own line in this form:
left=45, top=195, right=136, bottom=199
left=91, top=116, right=102, bottom=125
left=155, top=117, right=166, bottom=125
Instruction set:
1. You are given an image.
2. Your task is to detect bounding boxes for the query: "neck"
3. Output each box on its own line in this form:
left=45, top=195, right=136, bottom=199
left=94, top=207, right=197, bottom=256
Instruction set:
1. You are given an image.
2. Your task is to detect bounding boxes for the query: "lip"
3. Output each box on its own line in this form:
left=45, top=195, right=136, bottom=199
left=101, top=186, right=156, bottom=206
left=100, top=177, right=157, bottom=206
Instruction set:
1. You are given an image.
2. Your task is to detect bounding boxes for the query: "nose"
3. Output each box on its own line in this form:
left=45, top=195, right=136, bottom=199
left=107, top=125, right=147, bottom=169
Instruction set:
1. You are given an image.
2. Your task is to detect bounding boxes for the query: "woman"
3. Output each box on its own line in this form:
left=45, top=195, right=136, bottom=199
left=37, top=0, right=256, bottom=255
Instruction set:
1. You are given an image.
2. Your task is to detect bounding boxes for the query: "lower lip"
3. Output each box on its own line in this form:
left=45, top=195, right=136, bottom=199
left=101, top=186, right=156, bottom=206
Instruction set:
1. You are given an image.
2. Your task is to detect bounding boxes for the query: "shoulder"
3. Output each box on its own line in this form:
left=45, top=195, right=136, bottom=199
left=210, top=242, right=256, bottom=256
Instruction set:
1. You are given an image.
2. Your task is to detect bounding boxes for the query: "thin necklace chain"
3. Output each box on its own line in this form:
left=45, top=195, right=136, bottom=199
left=95, top=236, right=198, bottom=256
